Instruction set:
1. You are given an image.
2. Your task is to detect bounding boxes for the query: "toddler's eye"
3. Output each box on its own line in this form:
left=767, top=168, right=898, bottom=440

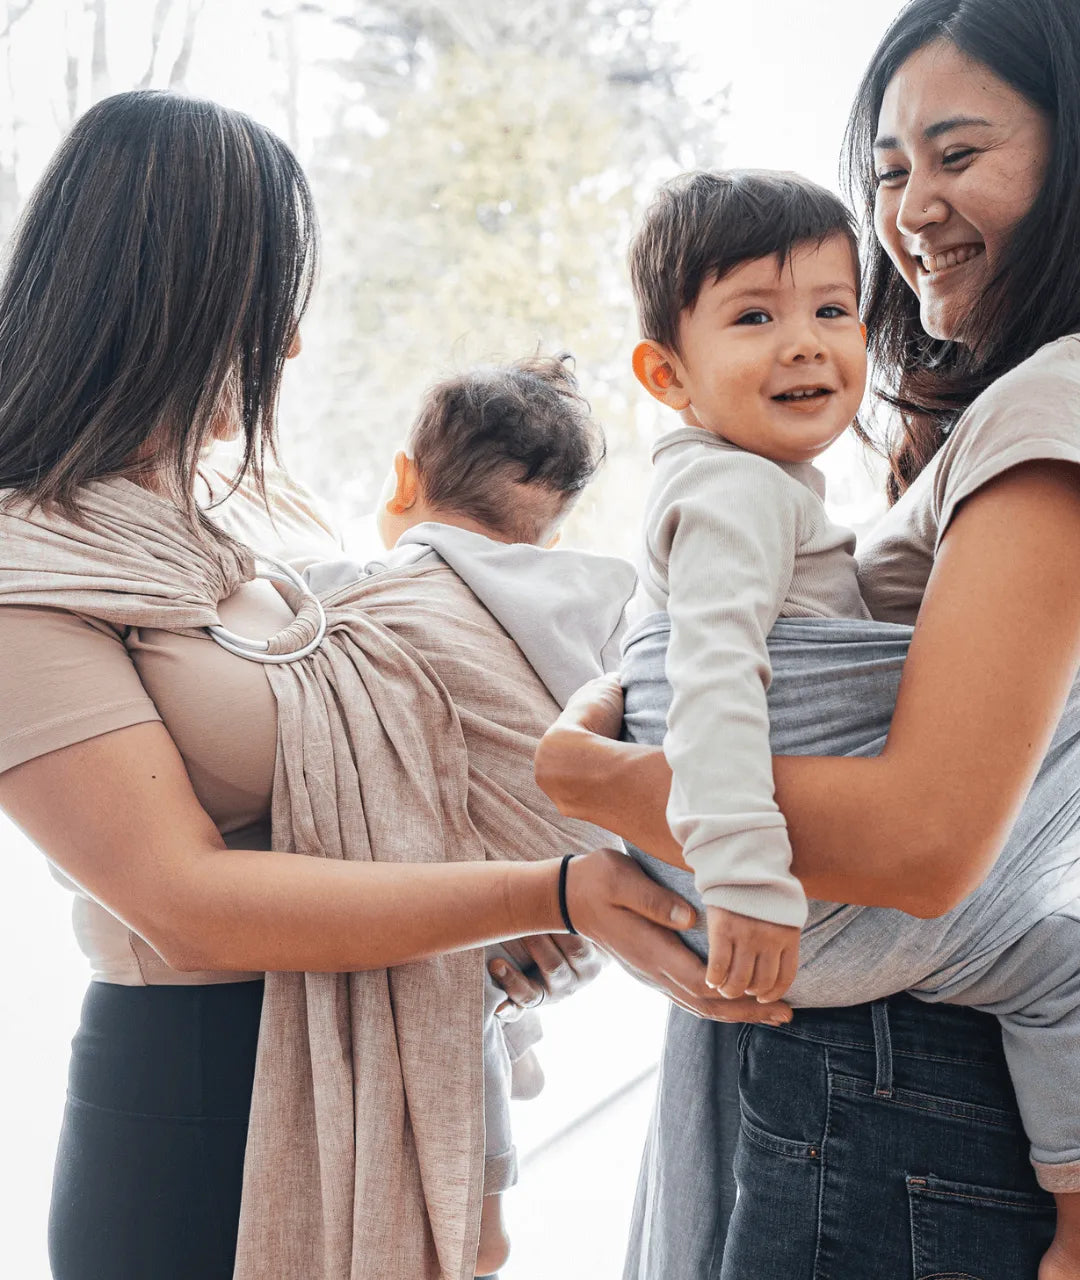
left=735, top=310, right=770, bottom=326
left=817, top=305, right=848, bottom=319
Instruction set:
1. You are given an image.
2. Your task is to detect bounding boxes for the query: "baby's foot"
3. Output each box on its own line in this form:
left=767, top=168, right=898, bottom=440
left=476, top=1192, right=510, bottom=1277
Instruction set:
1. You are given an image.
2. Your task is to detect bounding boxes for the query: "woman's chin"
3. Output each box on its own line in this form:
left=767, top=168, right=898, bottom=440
left=918, top=299, right=971, bottom=347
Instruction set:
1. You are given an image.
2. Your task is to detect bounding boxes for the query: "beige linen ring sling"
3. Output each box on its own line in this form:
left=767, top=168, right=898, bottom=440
left=0, top=477, right=601, bottom=1280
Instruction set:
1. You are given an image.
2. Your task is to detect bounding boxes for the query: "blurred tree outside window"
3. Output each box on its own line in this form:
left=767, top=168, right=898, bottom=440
left=0, top=0, right=728, bottom=553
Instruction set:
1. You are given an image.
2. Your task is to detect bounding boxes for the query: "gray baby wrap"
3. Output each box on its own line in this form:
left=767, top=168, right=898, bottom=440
left=621, top=611, right=1080, bottom=1204
left=623, top=612, right=1080, bottom=996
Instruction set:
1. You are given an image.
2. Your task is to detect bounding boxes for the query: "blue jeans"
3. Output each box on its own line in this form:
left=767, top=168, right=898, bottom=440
left=723, top=998, right=1054, bottom=1279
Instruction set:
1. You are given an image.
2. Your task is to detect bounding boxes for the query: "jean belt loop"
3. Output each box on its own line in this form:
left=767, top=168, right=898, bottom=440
left=871, top=999, right=894, bottom=1098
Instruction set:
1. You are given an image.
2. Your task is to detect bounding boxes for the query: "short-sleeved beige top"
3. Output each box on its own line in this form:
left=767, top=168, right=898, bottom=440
left=0, top=463, right=342, bottom=985
left=858, top=335, right=1080, bottom=623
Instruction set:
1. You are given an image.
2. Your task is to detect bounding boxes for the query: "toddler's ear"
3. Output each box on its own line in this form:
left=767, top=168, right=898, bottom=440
left=632, top=341, right=689, bottom=410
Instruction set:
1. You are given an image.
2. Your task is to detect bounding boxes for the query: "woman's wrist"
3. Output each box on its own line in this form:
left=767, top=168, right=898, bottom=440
left=556, top=853, right=579, bottom=934
left=536, top=725, right=682, bottom=863
left=502, top=859, right=566, bottom=938
left=534, top=725, right=594, bottom=818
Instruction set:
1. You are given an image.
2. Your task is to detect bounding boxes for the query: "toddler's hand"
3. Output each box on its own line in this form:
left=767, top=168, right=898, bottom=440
left=705, top=906, right=800, bottom=1003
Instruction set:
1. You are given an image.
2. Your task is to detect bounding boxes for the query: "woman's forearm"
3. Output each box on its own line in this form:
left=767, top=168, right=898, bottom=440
left=542, top=466, right=1080, bottom=919
left=0, top=720, right=568, bottom=975
left=539, top=726, right=957, bottom=916
left=157, top=852, right=564, bottom=974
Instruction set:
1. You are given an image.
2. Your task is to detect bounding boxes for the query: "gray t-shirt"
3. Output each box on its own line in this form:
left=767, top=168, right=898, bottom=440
left=859, top=334, right=1080, bottom=621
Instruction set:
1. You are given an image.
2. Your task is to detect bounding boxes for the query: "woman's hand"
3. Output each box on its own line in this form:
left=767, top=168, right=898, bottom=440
left=489, top=932, right=607, bottom=1020
left=534, top=676, right=626, bottom=816
left=535, top=677, right=685, bottom=867
left=560, top=847, right=792, bottom=1025
left=560, top=674, right=627, bottom=739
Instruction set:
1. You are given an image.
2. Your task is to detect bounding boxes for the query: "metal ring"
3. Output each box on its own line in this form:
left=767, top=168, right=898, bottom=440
left=208, top=553, right=328, bottom=664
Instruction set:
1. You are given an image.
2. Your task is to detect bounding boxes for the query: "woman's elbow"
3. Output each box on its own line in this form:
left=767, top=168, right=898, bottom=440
left=898, top=832, right=1000, bottom=920
left=132, top=896, right=227, bottom=973
left=902, top=882, right=964, bottom=920
left=142, top=922, right=218, bottom=973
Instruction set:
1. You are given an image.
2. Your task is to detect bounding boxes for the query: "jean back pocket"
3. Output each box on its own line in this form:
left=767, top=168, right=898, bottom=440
left=907, top=1174, right=1054, bottom=1280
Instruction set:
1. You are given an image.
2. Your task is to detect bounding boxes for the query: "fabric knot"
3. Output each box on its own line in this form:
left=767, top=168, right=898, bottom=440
left=265, top=595, right=325, bottom=657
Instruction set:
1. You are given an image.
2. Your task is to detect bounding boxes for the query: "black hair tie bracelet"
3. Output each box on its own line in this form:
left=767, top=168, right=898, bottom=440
left=558, top=853, right=579, bottom=935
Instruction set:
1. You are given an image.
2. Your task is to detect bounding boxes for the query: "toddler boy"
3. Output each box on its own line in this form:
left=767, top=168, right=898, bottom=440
left=630, top=168, right=869, bottom=1002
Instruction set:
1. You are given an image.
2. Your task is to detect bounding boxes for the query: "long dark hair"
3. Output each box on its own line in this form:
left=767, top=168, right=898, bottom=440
left=0, top=91, right=318, bottom=520
left=844, top=0, right=1080, bottom=501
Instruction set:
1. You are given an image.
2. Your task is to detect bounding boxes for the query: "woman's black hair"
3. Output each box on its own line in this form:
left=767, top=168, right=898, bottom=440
left=0, top=90, right=318, bottom=521
left=843, top=0, right=1080, bottom=501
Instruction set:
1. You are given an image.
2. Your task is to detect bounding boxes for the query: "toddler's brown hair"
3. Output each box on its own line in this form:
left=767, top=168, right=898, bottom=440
left=629, top=169, right=861, bottom=354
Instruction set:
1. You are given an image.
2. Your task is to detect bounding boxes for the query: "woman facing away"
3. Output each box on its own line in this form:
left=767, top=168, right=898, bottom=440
left=530, top=0, right=1080, bottom=1275
left=0, top=92, right=768, bottom=1280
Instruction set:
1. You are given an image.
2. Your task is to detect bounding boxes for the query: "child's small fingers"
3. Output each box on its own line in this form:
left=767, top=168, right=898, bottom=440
left=706, top=937, right=734, bottom=991
left=778, top=945, right=800, bottom=993
left=745, top=950, right=780, bottom=1000
left=719, top=946, right=756, bottom=999
left=757, top=946, right=800, bottom=1004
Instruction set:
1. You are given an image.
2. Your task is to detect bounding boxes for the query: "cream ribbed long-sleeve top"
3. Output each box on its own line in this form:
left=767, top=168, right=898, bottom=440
left=640, top=426, right=870, bottom=926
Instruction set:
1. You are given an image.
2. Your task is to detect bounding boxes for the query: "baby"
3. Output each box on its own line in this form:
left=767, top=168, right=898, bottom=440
left=306, top=353, right=635, bottom=1276
left=626, top=168, right=1080, bottom=1270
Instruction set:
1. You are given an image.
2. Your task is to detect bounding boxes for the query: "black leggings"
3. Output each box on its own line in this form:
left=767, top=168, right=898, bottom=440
left=48, top=979, right=263, bottom=1280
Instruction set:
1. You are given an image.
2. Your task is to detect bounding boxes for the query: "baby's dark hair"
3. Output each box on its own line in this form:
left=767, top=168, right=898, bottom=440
left=629, top=169, right=861, bottom=353
left=407, top=353, right=605, bottom=544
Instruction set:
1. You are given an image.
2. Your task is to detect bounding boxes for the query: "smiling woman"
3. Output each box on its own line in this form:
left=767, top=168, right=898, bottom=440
left=847, top=0, right=1080, bottom=502
left=871, top=40, right=1051, bottom=343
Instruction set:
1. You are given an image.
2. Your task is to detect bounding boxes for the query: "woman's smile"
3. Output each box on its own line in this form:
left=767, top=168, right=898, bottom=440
left=914, top=242, right=985, bottom=276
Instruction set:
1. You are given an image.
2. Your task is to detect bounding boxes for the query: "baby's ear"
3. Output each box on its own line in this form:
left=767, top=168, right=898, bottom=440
left=632, top=341, right=690, bottom=410
left=387, top=450, right=419, bottom=514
